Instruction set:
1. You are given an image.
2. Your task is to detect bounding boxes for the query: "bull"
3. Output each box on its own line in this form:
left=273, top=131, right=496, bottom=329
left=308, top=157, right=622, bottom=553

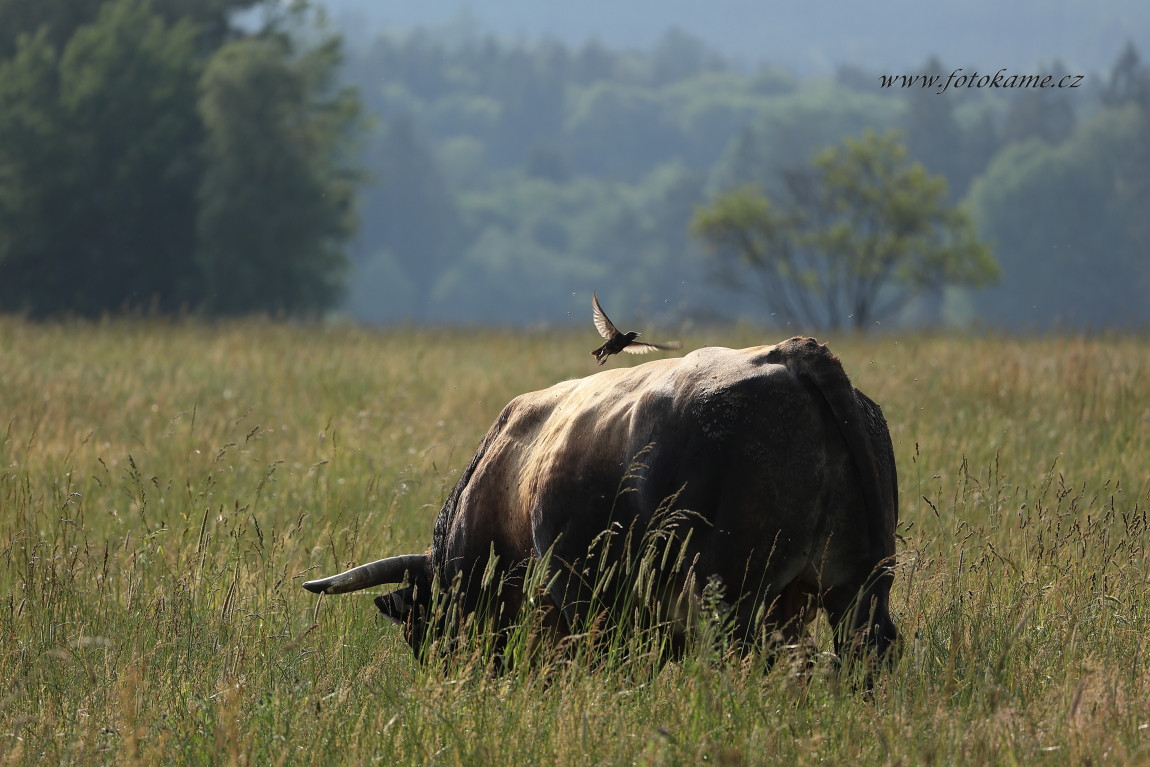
left=303, top=337, right=899, bottom=669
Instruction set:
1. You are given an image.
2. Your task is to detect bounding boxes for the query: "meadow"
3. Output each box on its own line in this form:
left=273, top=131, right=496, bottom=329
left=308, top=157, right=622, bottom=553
left=0, top=318, right=1146, bottom=765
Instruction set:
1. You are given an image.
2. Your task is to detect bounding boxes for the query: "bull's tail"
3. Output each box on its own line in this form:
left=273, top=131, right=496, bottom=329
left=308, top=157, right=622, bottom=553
left=763, top=337, right=897, bottom=569
left=764, top=336, right=899, bottom=668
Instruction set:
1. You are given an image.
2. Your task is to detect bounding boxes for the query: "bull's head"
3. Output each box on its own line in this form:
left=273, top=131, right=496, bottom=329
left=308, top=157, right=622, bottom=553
left=303, top=554, right=432, bottom=652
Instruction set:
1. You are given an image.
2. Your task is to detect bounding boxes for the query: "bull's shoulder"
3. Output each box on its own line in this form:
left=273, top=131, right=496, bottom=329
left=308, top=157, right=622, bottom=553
left=491, top=379, right=589, bottom=441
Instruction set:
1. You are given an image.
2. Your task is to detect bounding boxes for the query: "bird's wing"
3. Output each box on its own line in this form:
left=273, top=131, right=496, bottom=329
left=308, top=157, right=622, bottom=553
left=623, top=340, right=682, bottom=354
left=591, top=292, right=619, bottom=340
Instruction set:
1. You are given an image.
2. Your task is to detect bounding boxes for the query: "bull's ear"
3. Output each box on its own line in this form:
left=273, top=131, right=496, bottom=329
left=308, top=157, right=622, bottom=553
left=374, top=587, right=414, bottom=626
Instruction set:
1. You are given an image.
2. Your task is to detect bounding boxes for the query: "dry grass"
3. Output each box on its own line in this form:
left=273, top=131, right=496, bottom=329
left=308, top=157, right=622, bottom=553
left=0, top=318, right=1147, bottom=764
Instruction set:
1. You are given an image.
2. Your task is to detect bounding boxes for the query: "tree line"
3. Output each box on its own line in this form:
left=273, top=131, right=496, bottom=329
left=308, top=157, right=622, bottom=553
left=0, top=0, right=358, bottom=317
left=2, top=5, right=1148, bottom=329
left=340, top=25, right=1150, bottom=329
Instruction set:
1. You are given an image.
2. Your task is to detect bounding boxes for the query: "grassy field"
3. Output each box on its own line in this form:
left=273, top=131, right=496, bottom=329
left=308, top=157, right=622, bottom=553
left=1, top=318, right=1147, bottom=765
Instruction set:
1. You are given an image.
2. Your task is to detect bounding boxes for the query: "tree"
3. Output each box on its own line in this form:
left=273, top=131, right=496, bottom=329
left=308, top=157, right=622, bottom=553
left=347, top=116, right=463, bottom=319
left=0, top=0, right=259, bottom=62
left=0, top=0, right=359, bottom=318
left=1099, top=42, right=1150, bottom=260
left=967, top=105, right=1150, bottom=329
left=196, top=29, right=360, bottom=315
left=0, top=0, right=204, bottom=316
left=903, top=56, right=966, bottom=196
left=708, top=81, right=899, bottom=198
left=962, top=106, right=1001, bottom=184
left=1001, top=60, right=1077, bottom=147
left=1101, top=41, right=1149, bottom=108
left=0, top=0, right=102, bottom=60
left=692, top=130, right=998, bottom=330
left=650, top=27, right=723, bottom=86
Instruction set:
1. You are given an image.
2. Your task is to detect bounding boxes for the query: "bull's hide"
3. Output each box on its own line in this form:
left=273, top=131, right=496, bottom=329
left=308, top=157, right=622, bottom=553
left=305, top=337, right=899, bottom=667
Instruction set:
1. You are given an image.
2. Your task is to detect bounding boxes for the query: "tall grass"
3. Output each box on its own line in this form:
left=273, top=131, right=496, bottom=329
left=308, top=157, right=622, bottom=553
left=1, top=319, right=1146, bottom=764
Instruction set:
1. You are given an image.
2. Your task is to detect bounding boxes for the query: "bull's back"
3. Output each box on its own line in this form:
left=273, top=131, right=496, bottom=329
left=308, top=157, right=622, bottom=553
left=436, top=342, right=893, bottom=602
left=521, top=349, right=835, bottom=565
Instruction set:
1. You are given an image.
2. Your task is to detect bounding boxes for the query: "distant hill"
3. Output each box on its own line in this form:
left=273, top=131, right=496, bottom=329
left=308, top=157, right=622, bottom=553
left=320, top=0, right=1148, bottom=75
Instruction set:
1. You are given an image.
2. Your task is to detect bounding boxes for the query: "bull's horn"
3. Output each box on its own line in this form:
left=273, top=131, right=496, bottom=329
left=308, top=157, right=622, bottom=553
left=302, top=554, right=427, bottom=595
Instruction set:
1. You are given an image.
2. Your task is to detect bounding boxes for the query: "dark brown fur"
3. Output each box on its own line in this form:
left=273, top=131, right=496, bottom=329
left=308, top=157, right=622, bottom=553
left=372, top=338, right=898, bottom=666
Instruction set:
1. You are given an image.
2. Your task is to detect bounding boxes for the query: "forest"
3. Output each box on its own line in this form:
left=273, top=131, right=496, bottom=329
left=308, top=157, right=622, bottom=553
left=0, top=0, right=358, bottom=317
left=1, top=1, right=1147, bottom=329
left=338, top=23, right=1149, bottom=329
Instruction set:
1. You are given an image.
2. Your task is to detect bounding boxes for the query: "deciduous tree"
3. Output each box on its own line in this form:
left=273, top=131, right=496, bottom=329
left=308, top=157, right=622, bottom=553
left=0, top=0, right=359, bottom=318
left=692, top=130, right=998, bottom=330
left=196, top=30, right=360, bottom=315
left=0, top=0, right=203, bottom=316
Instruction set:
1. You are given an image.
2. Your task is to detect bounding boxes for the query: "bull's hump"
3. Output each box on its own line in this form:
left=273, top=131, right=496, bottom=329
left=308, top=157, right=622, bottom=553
left=539, top=345, right=803, bottom=418
left=755, top=336, right=845, bottom=378
left=504, top=342, right=816, bottom=439
left=665, top=345, right=799, bottom=395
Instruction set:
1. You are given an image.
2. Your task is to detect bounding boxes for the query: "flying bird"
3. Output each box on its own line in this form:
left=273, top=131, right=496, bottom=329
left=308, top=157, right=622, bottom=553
left=590, top=291, right=681, bottom=365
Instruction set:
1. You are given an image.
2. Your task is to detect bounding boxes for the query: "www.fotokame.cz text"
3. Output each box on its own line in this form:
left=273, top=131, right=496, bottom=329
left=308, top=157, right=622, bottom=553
left=879, top=68, right=1084, bottom=95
